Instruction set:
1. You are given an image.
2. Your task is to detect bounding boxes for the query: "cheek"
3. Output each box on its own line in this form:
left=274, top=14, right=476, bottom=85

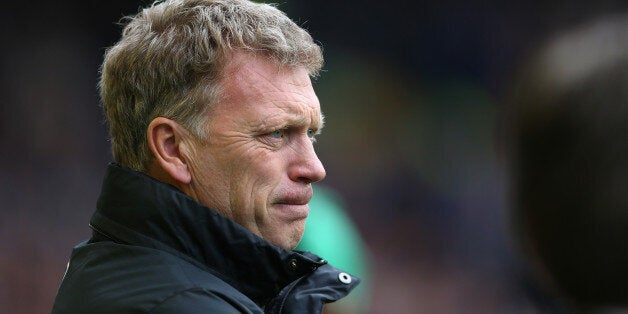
left=230, top=151, right=283, bottom=199
left=239, top=148, right=280, bottom=177
left=189, top=151, right=230, bottom=205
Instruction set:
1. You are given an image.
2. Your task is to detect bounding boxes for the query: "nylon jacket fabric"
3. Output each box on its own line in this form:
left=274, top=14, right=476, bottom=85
left=52, top=163, right=359, bottom=313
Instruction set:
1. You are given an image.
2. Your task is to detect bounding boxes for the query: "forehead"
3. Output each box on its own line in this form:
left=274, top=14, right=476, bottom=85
left=217, top=52, right=322, bottom=126
left=222, top=52, right=315, bottom=98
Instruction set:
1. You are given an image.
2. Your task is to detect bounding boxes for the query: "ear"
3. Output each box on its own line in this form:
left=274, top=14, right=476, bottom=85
left=147, top=117, right=192, bottom=184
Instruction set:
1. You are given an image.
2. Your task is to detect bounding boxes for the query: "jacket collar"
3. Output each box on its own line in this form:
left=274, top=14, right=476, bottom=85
left=90, top=163, right=323, bottom=306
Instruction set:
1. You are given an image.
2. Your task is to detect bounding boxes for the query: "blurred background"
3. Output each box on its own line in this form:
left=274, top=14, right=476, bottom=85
left=2, top=0, right=628, bottom=313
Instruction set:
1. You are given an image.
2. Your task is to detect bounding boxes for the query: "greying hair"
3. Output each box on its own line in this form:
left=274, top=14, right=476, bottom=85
left=100, top=0, right=323, bottom=171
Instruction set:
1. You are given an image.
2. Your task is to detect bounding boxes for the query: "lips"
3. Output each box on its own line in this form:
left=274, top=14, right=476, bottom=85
left=272, top=189, right=313, bottom=220
left=275, top=195, right=311, bottom=206
left=274, top=187, right=313, bottom=204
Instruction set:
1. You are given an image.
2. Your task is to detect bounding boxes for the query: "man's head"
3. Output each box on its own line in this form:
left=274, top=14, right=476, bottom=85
left=507, top=14, right=628, bottom=307
left=100, top=0, right=326, bottom=249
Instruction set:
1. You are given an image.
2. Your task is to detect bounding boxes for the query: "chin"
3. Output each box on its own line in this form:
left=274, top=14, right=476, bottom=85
left=272, top=227, right=305, bottom=250
left=260, top=218, right=306, bottom=249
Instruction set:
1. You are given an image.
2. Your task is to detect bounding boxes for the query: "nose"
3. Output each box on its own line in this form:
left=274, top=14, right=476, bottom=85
left=288, top=137, right=326, bottom=184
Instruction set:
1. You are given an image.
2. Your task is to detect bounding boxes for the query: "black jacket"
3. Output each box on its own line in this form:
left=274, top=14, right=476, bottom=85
left=52, top=164, right=359, bottom=313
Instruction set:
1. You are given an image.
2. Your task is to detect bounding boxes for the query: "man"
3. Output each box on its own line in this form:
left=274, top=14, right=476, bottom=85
left=507, top=13, right=628, bottom=311
left=52, top=0, right=359, bottom=313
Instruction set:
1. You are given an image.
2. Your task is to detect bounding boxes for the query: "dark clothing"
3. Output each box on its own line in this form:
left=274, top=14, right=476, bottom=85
left=52, top=164, right=359, bottom=313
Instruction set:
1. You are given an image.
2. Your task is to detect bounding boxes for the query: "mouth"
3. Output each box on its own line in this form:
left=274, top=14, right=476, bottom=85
left=272, top=191, right=313, bottom=220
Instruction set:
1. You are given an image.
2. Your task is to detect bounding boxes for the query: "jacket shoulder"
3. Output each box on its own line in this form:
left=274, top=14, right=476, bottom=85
left=148, top=288, right=261, bottom=314
left=53, top=241, right=260, bottom=313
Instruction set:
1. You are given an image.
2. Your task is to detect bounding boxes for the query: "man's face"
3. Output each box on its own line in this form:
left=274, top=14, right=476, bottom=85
left=186, top=52, right=326, bottom=249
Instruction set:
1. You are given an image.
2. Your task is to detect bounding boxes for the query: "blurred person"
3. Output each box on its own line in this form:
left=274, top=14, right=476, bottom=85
left=51, top=0, right=359, bottom=313
left=296, top=185, right=372, bottom=313
left=507, top=12, right=628, bottom=312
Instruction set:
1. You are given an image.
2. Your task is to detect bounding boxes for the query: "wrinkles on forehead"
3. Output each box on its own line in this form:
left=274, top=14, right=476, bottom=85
left=222, top=52, right=313, bottom=93
left=219, top=52, right=323, bottom=131
left=252, top=103, right=324, bottom=133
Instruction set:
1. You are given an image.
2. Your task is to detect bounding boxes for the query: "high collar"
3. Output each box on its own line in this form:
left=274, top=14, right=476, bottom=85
left=89, top=163, right=323, bottom=306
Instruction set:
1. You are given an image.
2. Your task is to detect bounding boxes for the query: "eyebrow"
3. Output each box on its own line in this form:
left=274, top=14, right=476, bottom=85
left=255, top=108, right=324, bottom=131
left=317, top=113, right=326, bottom=131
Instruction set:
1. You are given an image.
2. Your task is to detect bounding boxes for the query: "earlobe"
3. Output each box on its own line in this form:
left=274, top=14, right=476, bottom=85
left=147, top=117, right=192, bottom=184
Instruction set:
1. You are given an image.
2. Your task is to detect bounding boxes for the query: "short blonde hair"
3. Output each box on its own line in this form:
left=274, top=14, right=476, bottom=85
left=100, top=0, right=323, bottom=171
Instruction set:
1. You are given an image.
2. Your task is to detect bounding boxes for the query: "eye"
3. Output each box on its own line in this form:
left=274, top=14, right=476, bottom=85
left=307, top=129, right=315, bottom=138
left=307, top=128, right=319, bottom=142
left=271, top=130, right=285, bottom=139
